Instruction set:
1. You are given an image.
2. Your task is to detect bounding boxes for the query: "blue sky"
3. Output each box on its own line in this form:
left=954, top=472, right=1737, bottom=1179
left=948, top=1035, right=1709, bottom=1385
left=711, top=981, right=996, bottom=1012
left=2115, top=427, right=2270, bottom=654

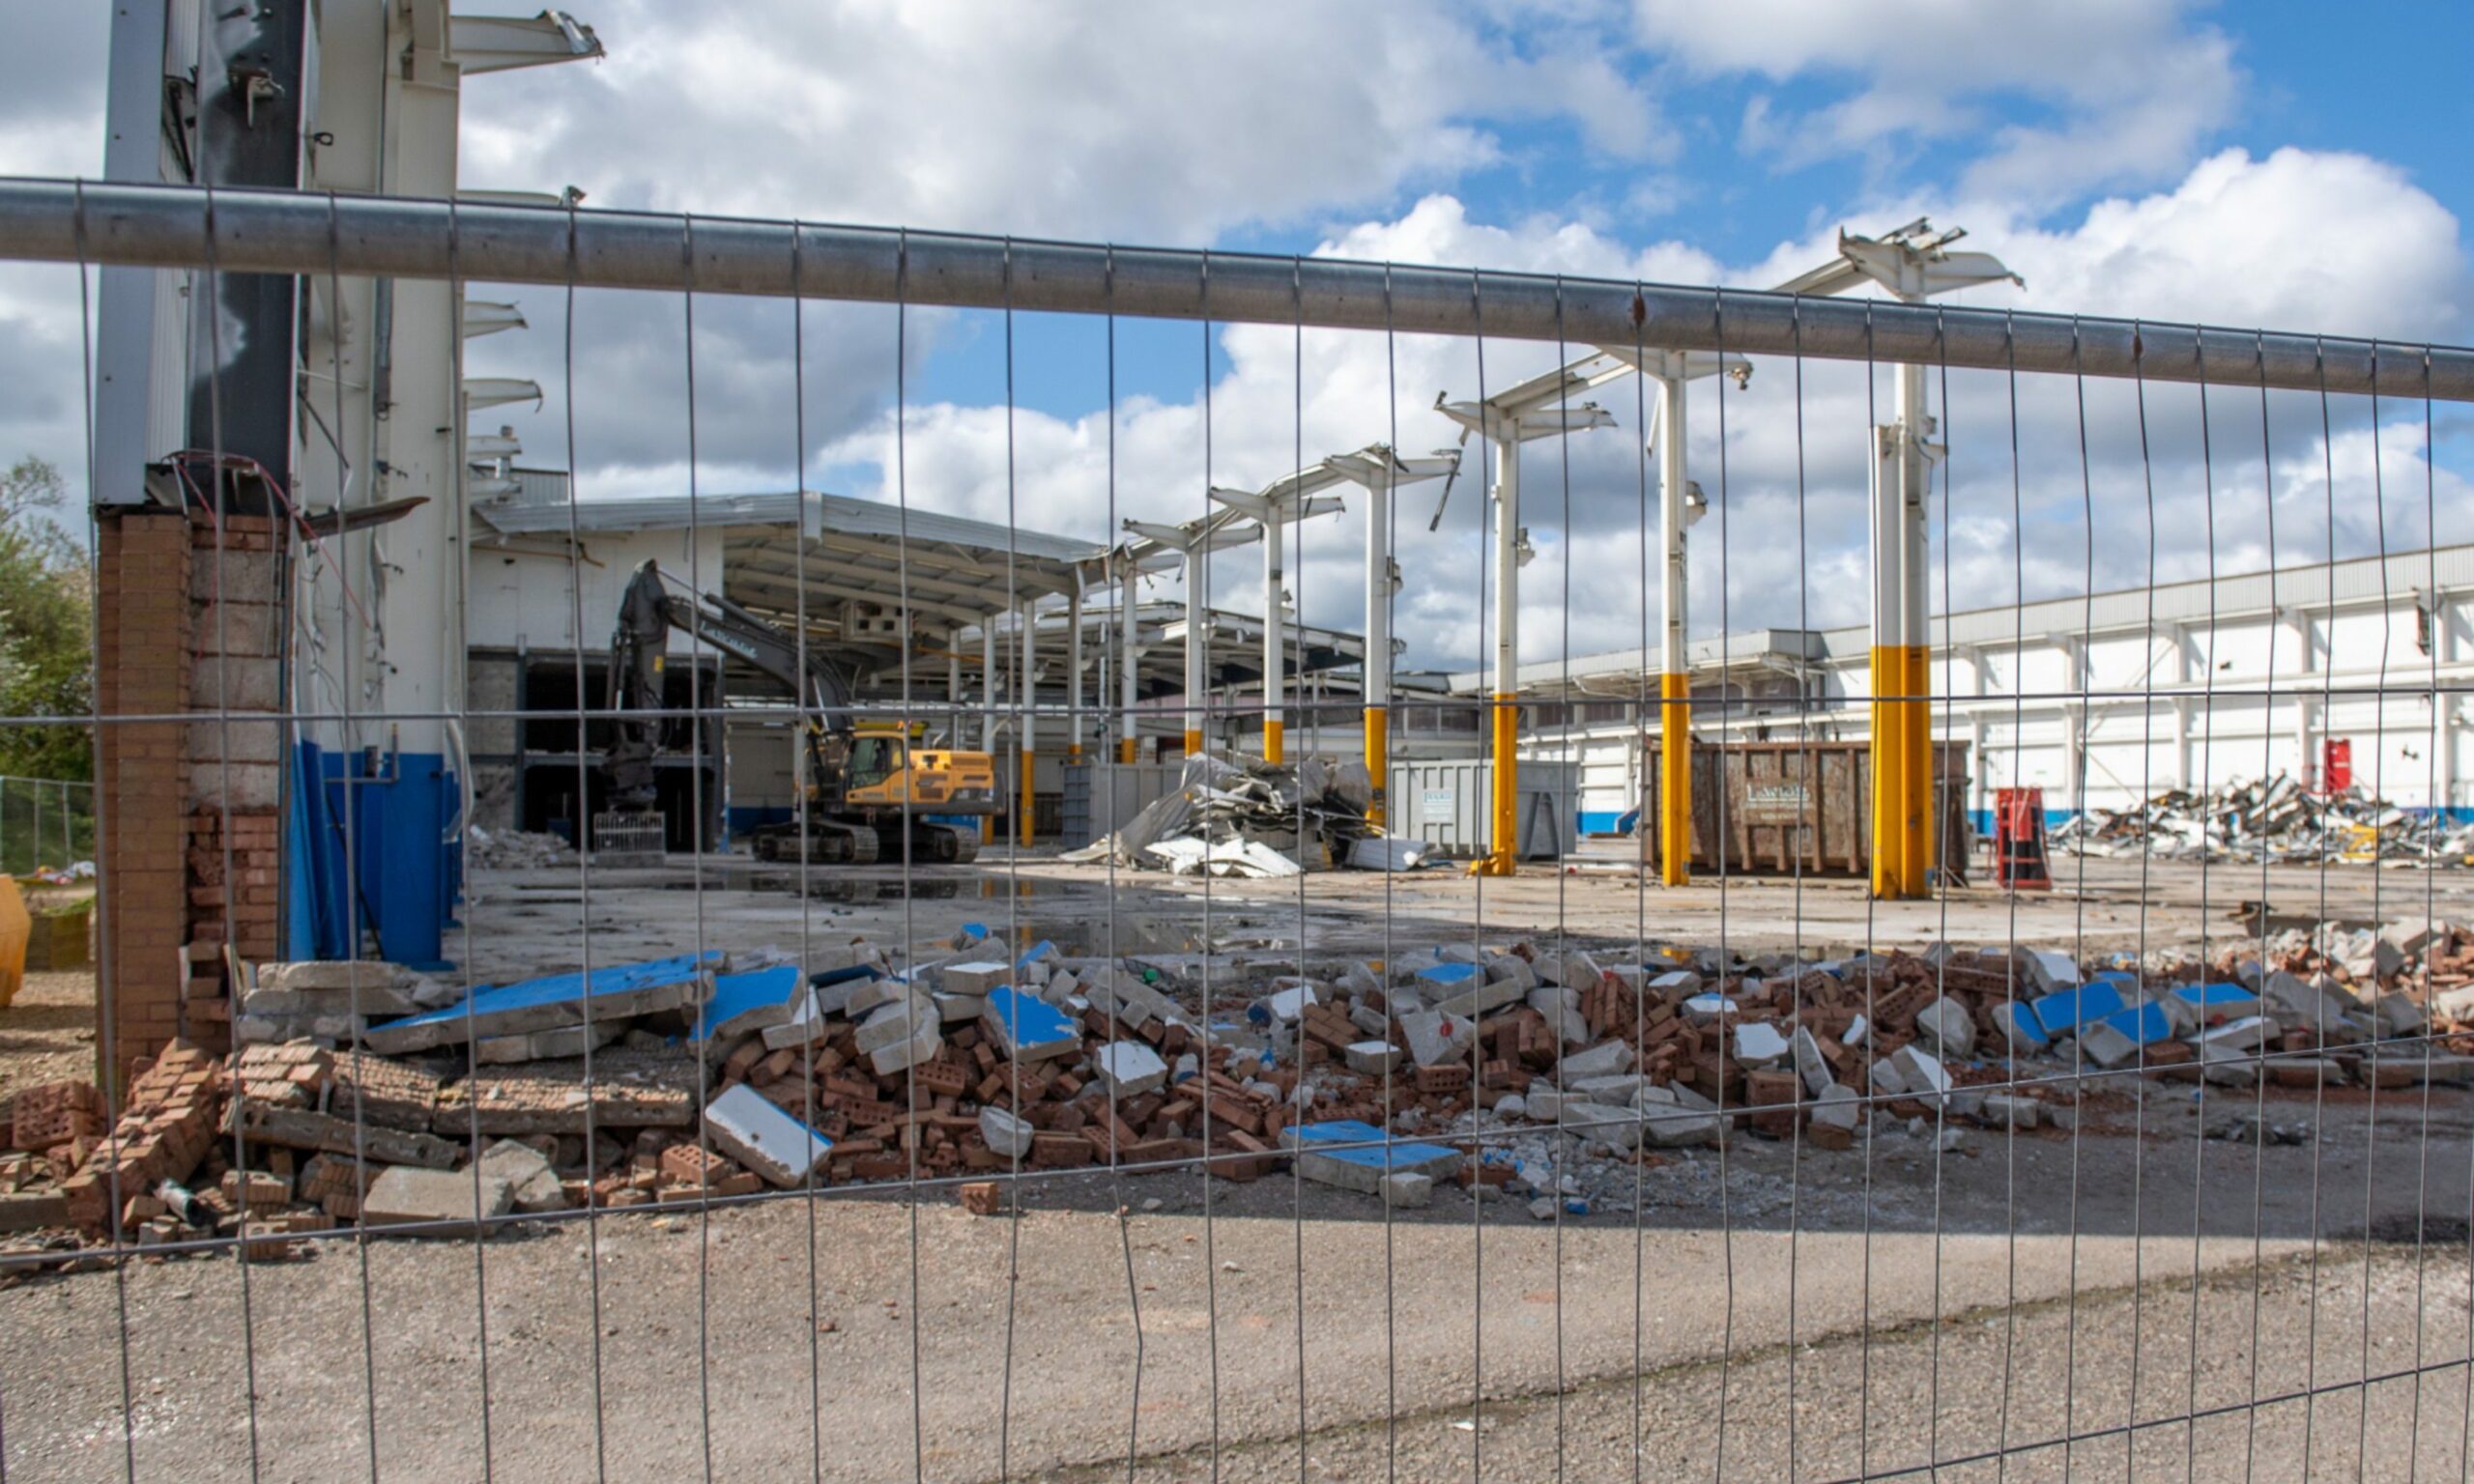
left=0, top=0, right=2464, bottom=667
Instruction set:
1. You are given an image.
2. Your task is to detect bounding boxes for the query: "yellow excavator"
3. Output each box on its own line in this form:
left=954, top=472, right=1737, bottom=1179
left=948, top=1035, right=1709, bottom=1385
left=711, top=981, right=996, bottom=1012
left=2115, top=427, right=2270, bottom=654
left=606, top=560, right=998, bottom=864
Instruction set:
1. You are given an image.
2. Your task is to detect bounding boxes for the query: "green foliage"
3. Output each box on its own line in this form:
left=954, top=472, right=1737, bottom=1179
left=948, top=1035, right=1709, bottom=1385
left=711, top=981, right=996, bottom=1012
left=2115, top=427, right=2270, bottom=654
left=0, top=455, right=95, bottom=783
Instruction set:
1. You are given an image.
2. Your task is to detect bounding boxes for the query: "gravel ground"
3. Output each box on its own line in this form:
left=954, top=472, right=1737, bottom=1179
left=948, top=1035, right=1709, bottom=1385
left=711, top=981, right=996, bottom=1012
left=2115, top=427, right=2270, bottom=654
left=0, top=970, right=101, bottom=1100
left=3, top=1091, right=2467, bottom=1482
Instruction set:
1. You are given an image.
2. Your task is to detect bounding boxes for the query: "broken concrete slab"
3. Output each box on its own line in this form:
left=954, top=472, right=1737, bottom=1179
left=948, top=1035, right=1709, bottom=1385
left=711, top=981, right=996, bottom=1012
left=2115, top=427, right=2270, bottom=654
left=692, top=964, right=807, bottom=1045
left=360, top=1167, right=514, bottom=1236
left=703, top=1084, right=833, bottom=1188
left=1890, top=1044, right=1951, bottom=1101
left=232, top=1102, right=462, bottom=1170
left=983, top=986, right=1081, bottom=1063
left=363, top=953, right=721, bottom=1055
left=1733, top=1021, right=1790, bottom=1067
left=2028, top=979, right=2126, bottom=1040
left=1914, top=996, right=1977, bottom=1058
left=1094, top=1041, right=1169, bottom=1099
left=855, top=996, right=939, bottom=1056
left=1557, top=1040, right=1634, bottom=1082
left=475, top=1139, right=570, bottom=1213
left=473, top=1020, right=623, bottom=1065
left=1397, top=1009, right=1474, bottom=1068
left=1281, top=1119, right=1462, bottom=1193
left=2172, top=982, right=2263, bottom=1023
left=1992, top=1001, right=2049, bottom=1053
left=2080, top=1001, right=2176, bottom=1068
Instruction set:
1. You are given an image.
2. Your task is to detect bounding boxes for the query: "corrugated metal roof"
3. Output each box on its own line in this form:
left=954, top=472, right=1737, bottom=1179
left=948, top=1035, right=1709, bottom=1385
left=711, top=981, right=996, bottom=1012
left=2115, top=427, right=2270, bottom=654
left=472, top=488, right=1108, bottom=567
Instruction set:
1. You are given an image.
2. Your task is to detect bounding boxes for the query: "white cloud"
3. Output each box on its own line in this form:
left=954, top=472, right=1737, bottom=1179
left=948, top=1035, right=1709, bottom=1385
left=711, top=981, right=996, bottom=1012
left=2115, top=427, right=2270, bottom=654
left=1635, top=0, right=2239, bottom=206
left=458, top=0, right=1662, bottom=243
left=782, top=146, right=2464, bottom=676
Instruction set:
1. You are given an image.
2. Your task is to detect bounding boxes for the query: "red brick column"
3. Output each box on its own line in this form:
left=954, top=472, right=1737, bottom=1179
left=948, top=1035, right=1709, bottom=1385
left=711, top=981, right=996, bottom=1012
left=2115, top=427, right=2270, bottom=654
left=94, top=509, right=192, bottom=1088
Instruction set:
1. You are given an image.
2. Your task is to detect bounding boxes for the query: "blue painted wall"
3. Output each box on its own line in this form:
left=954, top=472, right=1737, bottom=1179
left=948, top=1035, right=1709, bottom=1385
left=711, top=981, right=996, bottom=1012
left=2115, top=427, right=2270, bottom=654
left=286, top=742, right=460, bottom=970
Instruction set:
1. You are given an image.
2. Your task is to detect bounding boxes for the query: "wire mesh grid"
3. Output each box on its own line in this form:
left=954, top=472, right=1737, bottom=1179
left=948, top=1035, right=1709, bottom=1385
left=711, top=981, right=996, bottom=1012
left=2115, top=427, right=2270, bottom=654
left=0, top=178, right=2466, bottom=1483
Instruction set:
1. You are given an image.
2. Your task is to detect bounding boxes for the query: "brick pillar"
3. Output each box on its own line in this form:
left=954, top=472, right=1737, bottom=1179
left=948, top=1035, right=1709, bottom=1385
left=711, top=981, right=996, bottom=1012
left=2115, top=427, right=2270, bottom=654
left=183, top=511, right=287, bottom=1052
left=94, top=509, right=191, bottom=1088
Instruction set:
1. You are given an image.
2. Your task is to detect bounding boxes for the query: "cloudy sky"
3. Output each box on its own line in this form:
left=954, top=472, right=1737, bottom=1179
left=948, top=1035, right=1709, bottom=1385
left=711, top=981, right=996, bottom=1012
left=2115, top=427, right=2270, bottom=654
left=1, top=0, right=2468, bottom=672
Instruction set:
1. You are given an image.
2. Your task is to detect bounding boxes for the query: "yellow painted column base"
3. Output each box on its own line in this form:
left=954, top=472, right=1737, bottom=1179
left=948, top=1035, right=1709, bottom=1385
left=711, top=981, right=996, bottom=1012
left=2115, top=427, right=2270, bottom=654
left=1658, top=671, right=1691, bottom=887
left=1470, top=692, right=1521, bottom=877
left=1117, top=737, right=1139, bottom=765
left=1018, top=748, right=1035, bottom=848
left=1263, top=719, right=1284, bottom=765
left=1183, top=728, right=1203, bottom=757
left=1363, top=704, right=1388, bottom=829
left=1868, top=643, right=1930, bottom=899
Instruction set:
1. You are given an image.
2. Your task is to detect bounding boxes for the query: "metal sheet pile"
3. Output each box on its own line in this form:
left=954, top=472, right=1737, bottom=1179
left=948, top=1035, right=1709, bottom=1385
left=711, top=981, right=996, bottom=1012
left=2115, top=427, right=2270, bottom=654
left=2052, top=772, right=2474, bottom=866
left=1063, top=752, right=1433, bottom=876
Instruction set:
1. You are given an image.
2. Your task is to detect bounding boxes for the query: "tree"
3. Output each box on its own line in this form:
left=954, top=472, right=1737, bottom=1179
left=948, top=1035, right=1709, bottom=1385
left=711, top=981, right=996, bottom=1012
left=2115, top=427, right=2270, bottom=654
left=0, top=455, right=95, bottom=782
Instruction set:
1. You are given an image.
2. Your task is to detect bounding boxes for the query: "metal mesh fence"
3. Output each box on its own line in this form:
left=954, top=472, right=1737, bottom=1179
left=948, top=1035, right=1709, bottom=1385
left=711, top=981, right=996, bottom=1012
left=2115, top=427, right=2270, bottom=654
left=0, top=775, right=94, bottom=878
left=0, top=178, right=2468, bottom=1484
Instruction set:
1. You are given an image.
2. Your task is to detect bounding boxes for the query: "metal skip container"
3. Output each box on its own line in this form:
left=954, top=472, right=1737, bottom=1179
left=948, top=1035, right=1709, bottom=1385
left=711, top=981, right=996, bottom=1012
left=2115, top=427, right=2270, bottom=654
left=1388, top=758, right=1578, bottom=861
left=1640, top=740, right=1971, bottom=880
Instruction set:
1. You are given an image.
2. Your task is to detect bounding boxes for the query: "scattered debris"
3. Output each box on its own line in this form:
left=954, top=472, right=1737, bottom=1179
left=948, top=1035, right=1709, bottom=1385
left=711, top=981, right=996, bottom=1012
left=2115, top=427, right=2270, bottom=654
left=9, top=902, right=2474, bottom=1278
left=1063, top=753, right=1432, bottom=876
left=2055, top=773, right=2474, bottom=866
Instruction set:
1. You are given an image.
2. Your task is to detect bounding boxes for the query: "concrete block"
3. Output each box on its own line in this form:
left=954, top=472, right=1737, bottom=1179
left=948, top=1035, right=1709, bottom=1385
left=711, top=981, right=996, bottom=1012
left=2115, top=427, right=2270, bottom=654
left=1980, top=1095, right=2040, bottom=1131
left=1559, top=1100, right=1641, bottom=1151
left=1398, top=1010, right=1474, bottom=1068
left=259, top=960, right=410, bottom=995
left=1992, top=1001, right=2048, bottom=1052
left=1791, top=1027, right=1832, bottom=1097
left=476, top=1138, right=570, bottom=1213
left=1914, top=996, right=1976, bottom=1059
left=931, top=991, right=989, bottom=1024
left=868, top=1023, right=943, bottom=1076
left=1890, top=1044, right=1950, bottom=1100
left=704, top=1084, right=833, bottom=1188
left=1570, top=1074, right=1645, bottom=1103
left=360, top=1167, right=515, bottom=1236
left=2080, top=1002, right=2174, bottom=1069
left=364, top=953, right=720, bottom=1055
left=979, top=1106, right=1036, bottom=1159
left=1094, top=1040, right=1169, bottom=1098
left=2029, top=980, right=2127, bottom=1040
left=1381, top=1172, right=1433, bottom=1209
left=1526, top=985, right=1590, bottom=1044
left=1344, top=1041, right=1403, bottom=1075
left=1259, top=984, right=1320, bottom=1022
left=982, top=986, right=1081, bottom=1063
left=473, top=1020, right=622, bottom=1065
left=1638, top=1106, right=1721, bottom=1147
left=942, top=960, right=1012, bottom=996
left=762, top=991, right=831, bottom=1051
left=845, top=976, right=916, bottom=1017
left=1733, top=1022, right=1790, bottom=1067
left=855, top=996, right=938, bottom=1055
left=2197, top=1014, right=2274, bottom=1053
left=1281, top=1119, right=1462, bottom=1193
left=1412, top=960, right=1483, bottom=996
left=1682, top=993, right=1738, bottom=1023
left=1810, top=1083, right=1861, bottom=1132
left=1434, top=977, right=1527, bottom=1020
left=2172, top=982, right=2264, bottom=1023
left=1867, top=1057, right=1909, bottom=1097
left=1483, top=955, right=1537, bottom=990
left=1558, top=1040, right=1634, bottom=1083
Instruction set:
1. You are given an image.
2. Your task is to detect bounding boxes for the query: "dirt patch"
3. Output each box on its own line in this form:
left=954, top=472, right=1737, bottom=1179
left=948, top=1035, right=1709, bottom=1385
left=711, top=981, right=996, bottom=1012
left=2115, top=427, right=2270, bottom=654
left=0, top=969, right=98, bottom=1102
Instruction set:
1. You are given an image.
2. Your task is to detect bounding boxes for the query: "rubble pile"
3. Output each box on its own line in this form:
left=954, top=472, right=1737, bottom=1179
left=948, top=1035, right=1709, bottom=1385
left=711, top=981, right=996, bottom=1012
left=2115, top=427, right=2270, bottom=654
left=8, top=910, right=2474, bottom=1272
left=2054, top=773, right=2474, bottom=866
left=465, top=826, right=580, bottom=870
left=1065, top=754, right=1433, bottom=876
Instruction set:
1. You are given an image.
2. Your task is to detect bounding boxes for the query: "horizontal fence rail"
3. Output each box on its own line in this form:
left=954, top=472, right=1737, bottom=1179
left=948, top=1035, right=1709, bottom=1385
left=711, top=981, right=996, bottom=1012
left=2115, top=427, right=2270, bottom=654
left=0, top=176, right=2468, bottom=401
